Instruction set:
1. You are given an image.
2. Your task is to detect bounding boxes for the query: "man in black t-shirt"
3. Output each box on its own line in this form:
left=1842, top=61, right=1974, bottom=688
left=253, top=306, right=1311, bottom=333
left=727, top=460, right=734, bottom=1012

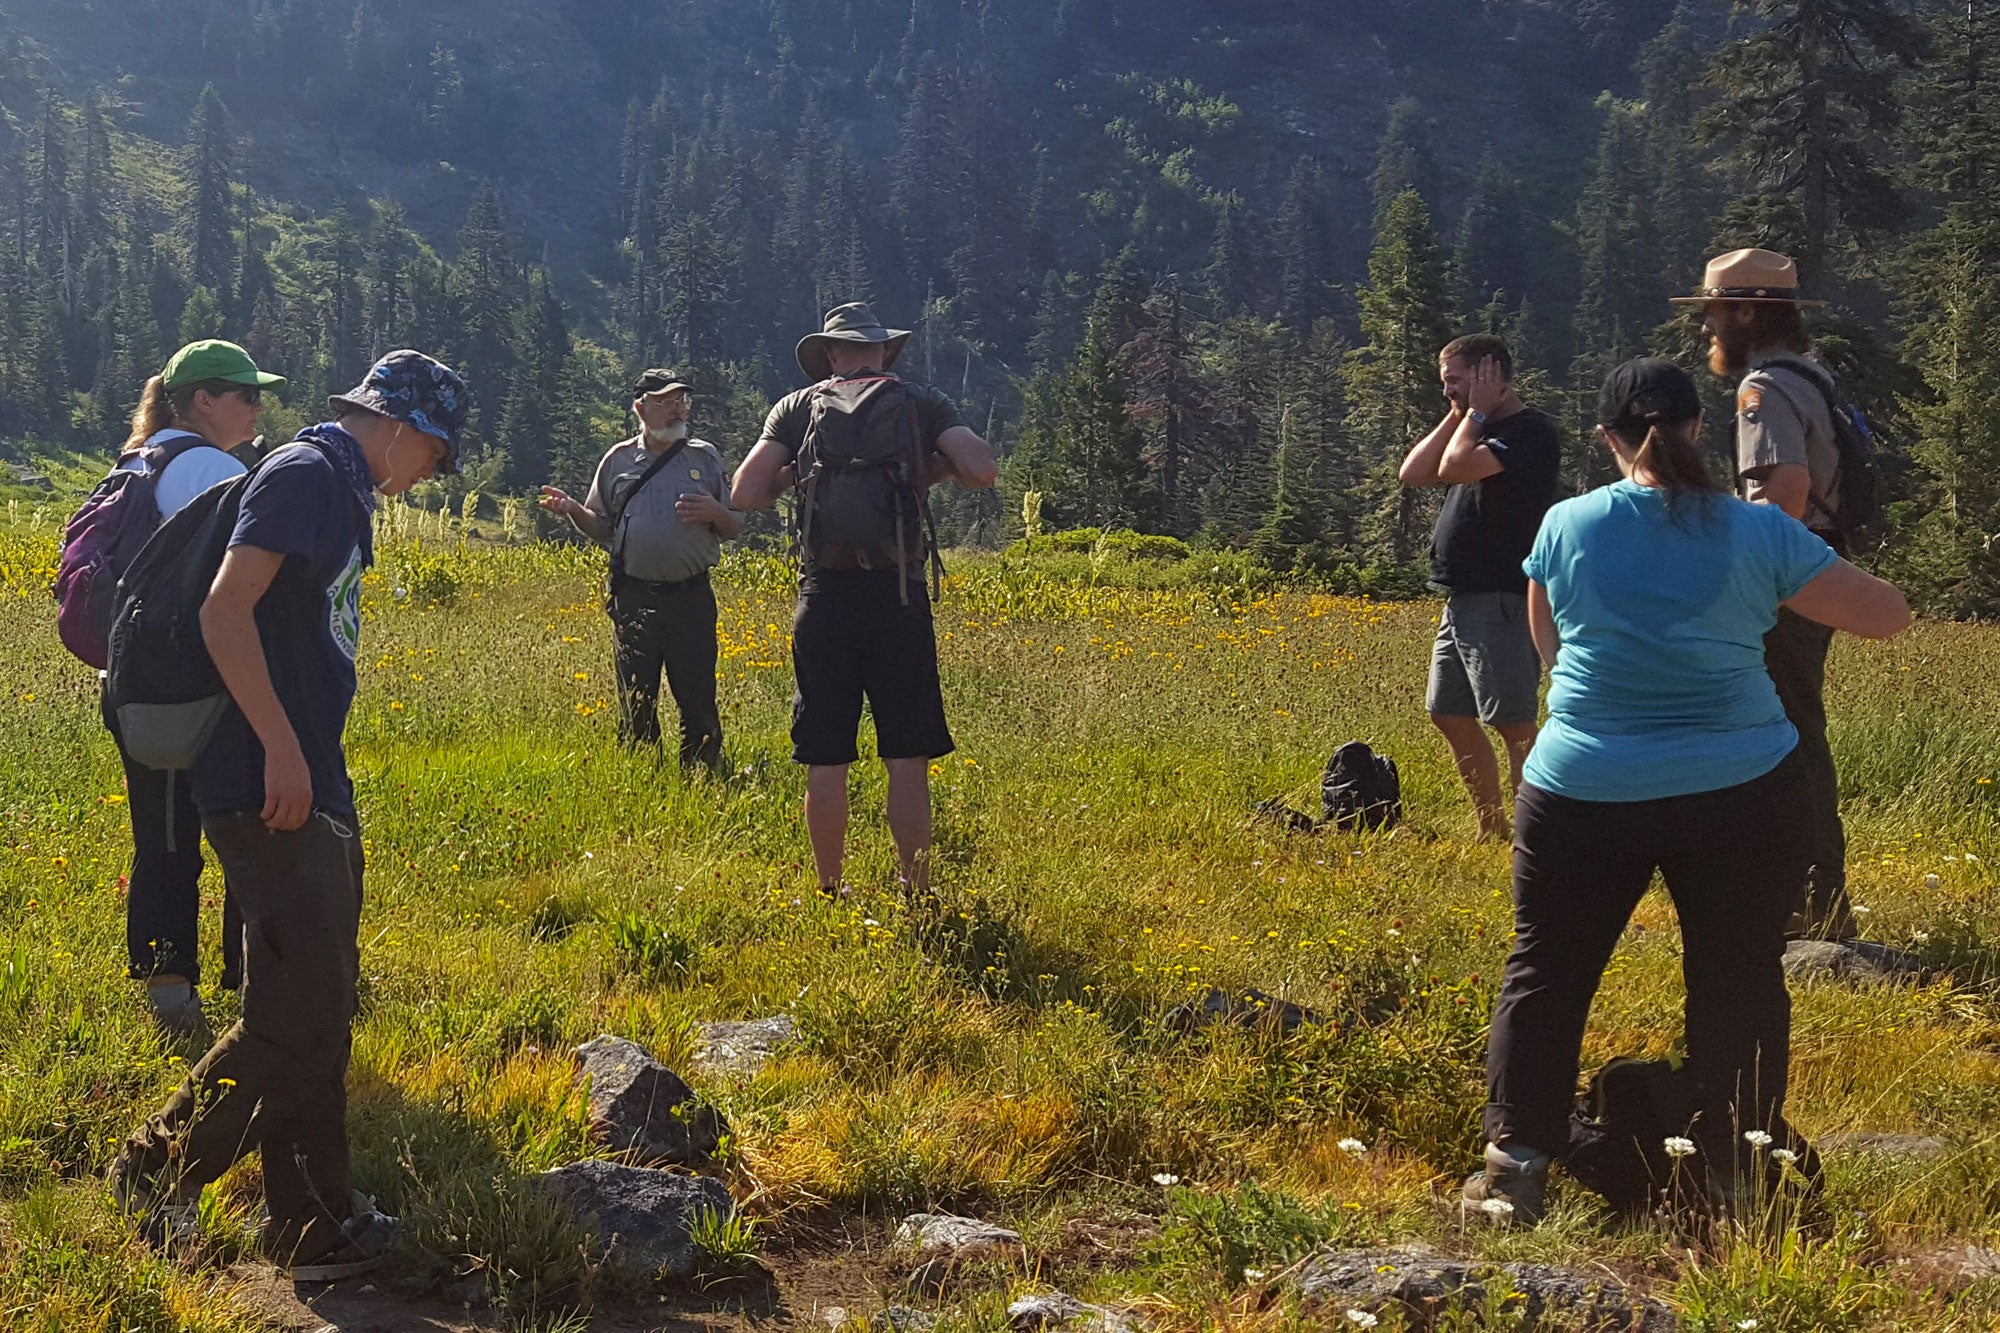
left=1397, top=335, right=1562, bottom=839
left=732, top=303, right=997, bottom=899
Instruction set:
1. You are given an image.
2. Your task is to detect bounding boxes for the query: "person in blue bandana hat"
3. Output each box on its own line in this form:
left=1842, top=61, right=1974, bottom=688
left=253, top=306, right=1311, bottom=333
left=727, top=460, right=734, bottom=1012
left=111, top=350, right=466, bottom=1282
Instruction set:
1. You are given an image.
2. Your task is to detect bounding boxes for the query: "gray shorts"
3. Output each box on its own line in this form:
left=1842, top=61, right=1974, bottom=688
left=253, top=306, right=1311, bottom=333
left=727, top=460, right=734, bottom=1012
left=1426, top=590, right=1541, bottom=727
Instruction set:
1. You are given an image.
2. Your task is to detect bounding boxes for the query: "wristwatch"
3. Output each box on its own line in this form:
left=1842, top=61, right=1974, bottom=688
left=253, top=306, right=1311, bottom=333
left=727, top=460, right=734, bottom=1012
left=1469, top=409, right=1488, bottom=427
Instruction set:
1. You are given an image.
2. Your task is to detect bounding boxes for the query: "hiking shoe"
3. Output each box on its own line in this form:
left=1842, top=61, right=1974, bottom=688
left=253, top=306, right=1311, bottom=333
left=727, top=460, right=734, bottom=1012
left=1461, top=1141, right=1550, bottom=1225
left=145, top=978, right=212, bottom=1046
left=283, top=1195, right=400, bottom=1283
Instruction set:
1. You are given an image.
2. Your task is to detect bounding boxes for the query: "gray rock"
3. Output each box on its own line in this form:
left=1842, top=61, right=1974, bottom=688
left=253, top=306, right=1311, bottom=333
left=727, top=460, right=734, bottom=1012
left=1161, top=987, right=1321, bottom=1035
left=697, top=1015, right=799, bottom=1076
left=574, top=1034, right=727, bottom=1165
left=1822, top=1132, right=1952, bottom=1159
left=896, top=1213, right=1023, bottom=1256
left=872, top=1308, right=939, bottom=1332
left=1926, top=1245, right=2000, bottom=1284
left=1293, top=1248, right=1676, bottom=1331
left=535, top=1159, right=734, bottom=1279
left=1782, top=939, right=1927, bottom=984
left=1007, top=1293, right=1135, bottom=1333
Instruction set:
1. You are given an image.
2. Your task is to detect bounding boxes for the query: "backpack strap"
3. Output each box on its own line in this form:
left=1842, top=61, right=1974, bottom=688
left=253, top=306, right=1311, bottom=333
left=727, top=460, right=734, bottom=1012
left=1756, top=356, right=1845, bottom=529
left=606, top=438, right=690, bottom=581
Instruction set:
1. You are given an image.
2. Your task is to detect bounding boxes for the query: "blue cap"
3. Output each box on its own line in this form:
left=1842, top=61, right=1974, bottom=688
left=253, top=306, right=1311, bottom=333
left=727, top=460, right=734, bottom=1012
left=329, top=350, right=470, bottom=475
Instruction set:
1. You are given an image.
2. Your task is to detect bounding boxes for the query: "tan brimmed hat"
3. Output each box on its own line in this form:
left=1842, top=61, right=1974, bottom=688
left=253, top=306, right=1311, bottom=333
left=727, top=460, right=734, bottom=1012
left=1670, top=247, right=1828, bottom=308
left=796, top=302, right=911, bottom=380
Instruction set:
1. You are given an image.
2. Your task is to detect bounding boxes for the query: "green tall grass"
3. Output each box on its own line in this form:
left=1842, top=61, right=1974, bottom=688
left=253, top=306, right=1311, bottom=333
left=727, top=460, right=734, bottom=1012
left=2, top=520, right=1997, bottom=1329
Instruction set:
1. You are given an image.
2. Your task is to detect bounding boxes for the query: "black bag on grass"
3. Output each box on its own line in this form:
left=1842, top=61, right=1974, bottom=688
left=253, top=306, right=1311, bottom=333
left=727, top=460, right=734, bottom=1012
left=1564, top=1056, right=1822, bottom=1218
left=1321, top=741, right=1401, bottom=832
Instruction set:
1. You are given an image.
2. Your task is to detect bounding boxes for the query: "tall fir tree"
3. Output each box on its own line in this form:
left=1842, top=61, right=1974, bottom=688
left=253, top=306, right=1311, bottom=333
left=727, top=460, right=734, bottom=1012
left=185, top=84, right=236, bottom=313
left=1698, top=0, right=1930, bottom=293
left=1345, top=188, right=1453, bottom=564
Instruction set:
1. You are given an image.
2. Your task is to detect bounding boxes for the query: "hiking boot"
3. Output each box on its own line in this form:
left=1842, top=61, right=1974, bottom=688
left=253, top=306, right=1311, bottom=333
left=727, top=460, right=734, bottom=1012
left=282, top=1194, right=401, bottom=1283
left=145, top=978, right=212, bottom=1046
left=109, top=1162, right=202, bottom=1255
left=1460, top=1141, right=1550, bottom=1225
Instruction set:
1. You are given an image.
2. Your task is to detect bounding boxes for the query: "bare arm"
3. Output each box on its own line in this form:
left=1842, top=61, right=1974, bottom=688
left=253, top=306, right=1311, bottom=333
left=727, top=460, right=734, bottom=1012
left=1397, top=412, right=1461, bottom=488
left=676, top=492, right=744, bottom=539
left=538, top=486, right=611, bottom=543
left=933, top=425, right=998, bottom=490
left=1742, top=463, right=1812, bottom=522
left=731, top=438, right=796, bottom=511
left=1437, top=414, right=1506, bottom=485
left=1783, top=558, right=1912, bottom=639
left=1527, top=579, right=1559, bottom=669
left=199, top=545, right=313, bottom=831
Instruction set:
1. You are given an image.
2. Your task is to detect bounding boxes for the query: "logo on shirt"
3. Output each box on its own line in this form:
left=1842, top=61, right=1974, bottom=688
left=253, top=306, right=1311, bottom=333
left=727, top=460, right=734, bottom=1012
left=1738, top=385, right=1763, bottom=419
left=328, top=545, right=365, bottom=661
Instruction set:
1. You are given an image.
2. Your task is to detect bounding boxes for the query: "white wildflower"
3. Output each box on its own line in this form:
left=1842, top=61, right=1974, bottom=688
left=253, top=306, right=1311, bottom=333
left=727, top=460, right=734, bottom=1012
left=1925, top=874, right=1941, bottom=888
left=1743, top=1130, right=1773, bottom=1149
left=1663, top=1136, right=1697, bottom=1159
left=1338, top=1138, right=1368, bottom=1158
left=1770, top=1148, right=1799, bottom=1166
left=1346, top=1312, right=1379, bottom=1329
left=1737, top=1320, right=1760, bottom=1330
left=1151, top=1172, right=1180, bottom=1187
left=1481, top=1198, right=1515, bottom=1216
left=1243, top=1268, right=1268, bottom=1281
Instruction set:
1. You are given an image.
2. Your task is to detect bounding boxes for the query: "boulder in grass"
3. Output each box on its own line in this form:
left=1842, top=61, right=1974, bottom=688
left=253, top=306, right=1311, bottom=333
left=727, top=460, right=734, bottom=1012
left=574, top=1034, right=727, bottom=1166
left=536, top=1159, right=735, bottom=1279
left=1007, top=1292, right=1138, bottom=1333
left=871, top=1308, right=940, bottom=1332
left=1293, top=1247, right=1676, bottom=1331
left=696, top=1015, right=799, bottom=1077
left=1781, top=939, right=1927, bottom=985
left=895, top=1213, right=1024, bottom=1257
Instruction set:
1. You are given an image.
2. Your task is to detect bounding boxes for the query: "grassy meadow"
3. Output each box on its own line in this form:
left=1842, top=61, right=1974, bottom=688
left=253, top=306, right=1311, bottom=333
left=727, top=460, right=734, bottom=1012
left=2, top=506, right=1999, bottom=1332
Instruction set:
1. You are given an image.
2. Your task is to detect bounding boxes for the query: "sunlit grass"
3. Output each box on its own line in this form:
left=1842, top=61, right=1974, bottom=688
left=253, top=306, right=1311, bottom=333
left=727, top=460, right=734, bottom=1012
left=3, top=520, right=1999, bottom=1327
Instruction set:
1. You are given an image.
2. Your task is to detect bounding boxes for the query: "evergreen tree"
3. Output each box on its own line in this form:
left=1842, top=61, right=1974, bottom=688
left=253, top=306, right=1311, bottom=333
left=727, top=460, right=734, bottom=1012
left=1698, top=0, right=1930, bottom=293
left=1371, top=97, right=1443, bottom=220
left=1274, top=158, right=1334, bottom=332
left=185, top=85, right=236, bottom=310
left=178, top=285, right=224, bottom=346
left=446, top=184, right=521, bottom=454
left=1345, top=189, right=1453, bottom=564
left=1122, top=275, right=1212, bottom=529
left=497, top=270, right=573, bottom=488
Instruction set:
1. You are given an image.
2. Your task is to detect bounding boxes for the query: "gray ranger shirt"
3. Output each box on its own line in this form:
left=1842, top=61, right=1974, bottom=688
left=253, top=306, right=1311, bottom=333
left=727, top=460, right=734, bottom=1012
left=1735, top=350, right=1841, bottom=532
left=584, top=435, right=732, bottom=583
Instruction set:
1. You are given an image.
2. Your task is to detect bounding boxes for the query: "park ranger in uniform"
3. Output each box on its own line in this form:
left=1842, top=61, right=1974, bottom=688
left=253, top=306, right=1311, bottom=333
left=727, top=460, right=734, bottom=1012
left=1680, top=248, right=1853, bottom=939
left=539, top=370, right=741, bottom=768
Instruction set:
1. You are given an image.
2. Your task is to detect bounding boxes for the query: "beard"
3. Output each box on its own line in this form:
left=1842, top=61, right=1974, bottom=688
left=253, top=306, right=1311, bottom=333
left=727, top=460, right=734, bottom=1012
left=644, top=419, right=691, bottom=447
left=1708, top=332, right=1748, bottom=378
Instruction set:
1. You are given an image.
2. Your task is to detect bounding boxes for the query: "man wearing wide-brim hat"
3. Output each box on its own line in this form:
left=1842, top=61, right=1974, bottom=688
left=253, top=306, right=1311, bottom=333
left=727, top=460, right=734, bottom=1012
left=1675, top=247, right=1855, bottom=941
left=731, top=302, right=998, bottom=901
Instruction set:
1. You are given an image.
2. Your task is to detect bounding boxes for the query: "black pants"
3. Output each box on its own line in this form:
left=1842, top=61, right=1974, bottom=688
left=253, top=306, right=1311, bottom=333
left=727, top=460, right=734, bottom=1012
left=104, top=695, right=243, bottom=988
left=115, top=811, right=364, bottom=1263
left=1765, top=607, right=1850, bottom=935
left=610, top=571, right=723, bottom=766
left=1484, top=749, right=1809, bottom=1161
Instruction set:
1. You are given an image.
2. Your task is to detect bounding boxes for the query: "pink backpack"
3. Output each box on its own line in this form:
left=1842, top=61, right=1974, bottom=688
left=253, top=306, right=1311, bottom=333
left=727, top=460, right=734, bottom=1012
left=52, top=437, right=206, bottom=669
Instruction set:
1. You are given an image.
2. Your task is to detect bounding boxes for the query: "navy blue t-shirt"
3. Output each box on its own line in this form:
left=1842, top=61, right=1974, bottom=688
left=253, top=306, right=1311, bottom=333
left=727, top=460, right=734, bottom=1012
left=194, top=434, right=374, bottom=820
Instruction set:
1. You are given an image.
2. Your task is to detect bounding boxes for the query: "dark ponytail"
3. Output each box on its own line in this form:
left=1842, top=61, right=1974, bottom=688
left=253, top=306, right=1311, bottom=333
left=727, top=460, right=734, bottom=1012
left=1615, top=417, right=1724, bottom=521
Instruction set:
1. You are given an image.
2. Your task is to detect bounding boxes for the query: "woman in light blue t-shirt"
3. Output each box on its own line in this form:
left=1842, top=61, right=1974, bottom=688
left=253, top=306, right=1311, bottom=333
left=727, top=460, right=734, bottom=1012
left=1462, top=358, right=1910, bottom=1223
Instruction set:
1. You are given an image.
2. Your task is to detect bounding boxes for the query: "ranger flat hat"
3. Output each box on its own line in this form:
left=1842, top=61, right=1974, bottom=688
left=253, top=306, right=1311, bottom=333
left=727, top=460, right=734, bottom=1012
left=1671, top=247, right=1829, bottom=308
left=796, top=302, right=911, bottom=381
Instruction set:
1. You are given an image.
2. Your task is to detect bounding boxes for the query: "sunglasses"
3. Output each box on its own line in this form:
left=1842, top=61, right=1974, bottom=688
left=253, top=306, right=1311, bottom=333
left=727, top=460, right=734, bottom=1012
left=218, top=385, right=262, bottom=406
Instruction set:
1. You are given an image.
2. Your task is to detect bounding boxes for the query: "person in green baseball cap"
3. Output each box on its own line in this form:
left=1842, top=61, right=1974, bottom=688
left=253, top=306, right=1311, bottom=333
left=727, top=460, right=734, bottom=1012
left=107, top=338, right=287, bottom=1041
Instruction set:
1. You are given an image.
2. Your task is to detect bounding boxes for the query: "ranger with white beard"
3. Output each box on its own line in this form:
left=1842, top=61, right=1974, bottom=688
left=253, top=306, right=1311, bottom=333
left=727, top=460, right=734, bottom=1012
left=539, top=370, right=741, bottom=766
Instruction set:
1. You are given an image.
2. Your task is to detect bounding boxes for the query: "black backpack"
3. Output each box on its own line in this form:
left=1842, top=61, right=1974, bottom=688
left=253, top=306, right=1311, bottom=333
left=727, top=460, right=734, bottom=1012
left=1320, top=741, right=1401, bottom=832
left=1564, top=1056, right=1822, bottom=1219
left=103, top=441, right=354, bottom=771
left=1760, top=357, right=1881, bottom=539
left=794, top=375, right=942, bottom=601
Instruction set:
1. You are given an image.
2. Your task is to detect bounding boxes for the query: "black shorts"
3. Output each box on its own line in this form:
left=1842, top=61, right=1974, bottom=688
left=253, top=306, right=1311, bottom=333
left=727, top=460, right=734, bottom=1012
left=790, top=570, right=954, bottom=766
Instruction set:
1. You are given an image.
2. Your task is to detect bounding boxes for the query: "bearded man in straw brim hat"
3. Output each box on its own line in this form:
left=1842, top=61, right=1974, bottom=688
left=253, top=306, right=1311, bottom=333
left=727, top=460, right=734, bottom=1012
left=730, top=302, right=997, bottom=903
left=1675, top=247, right=1855, bottom=942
